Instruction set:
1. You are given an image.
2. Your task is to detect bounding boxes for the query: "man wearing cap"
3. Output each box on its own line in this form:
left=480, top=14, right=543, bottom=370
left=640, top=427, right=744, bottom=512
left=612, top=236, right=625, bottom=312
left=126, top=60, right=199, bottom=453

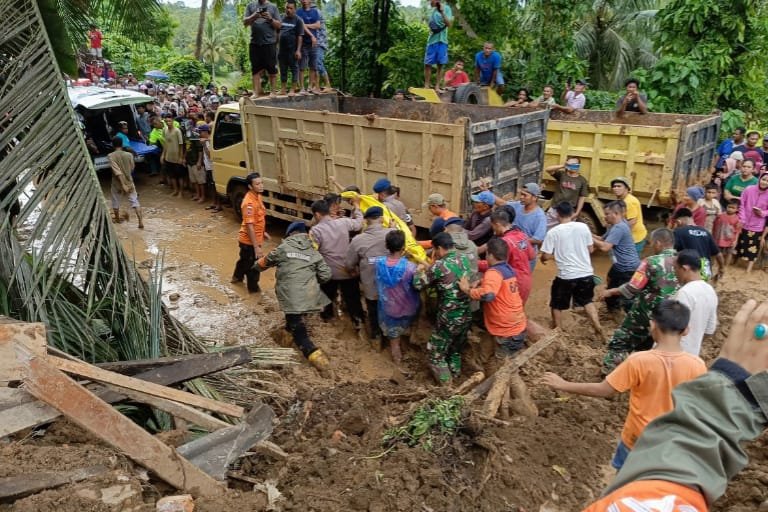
left=552, top=79, right=587, bottom=114
left=232, top=173, right=270, bottom=292
left=373, top=178, right=415, bottom=235
left=592, top=201, right=641, bottom=313
left=345, top=206, right=394, bottom=346
left=310, top=197, right=365, bottom=328
left=256, top=221, right=332, bottom=372
left=545, top=156, right=589, bottom=229
left=672, top=249, right=718, bottom=356
left=611, top=176, right=647, bottom=253
left=467, top=190, right=495, bottom=246
left=484, top=181, right=547, bottom=270
left=419, top=193, right=458, bottom=249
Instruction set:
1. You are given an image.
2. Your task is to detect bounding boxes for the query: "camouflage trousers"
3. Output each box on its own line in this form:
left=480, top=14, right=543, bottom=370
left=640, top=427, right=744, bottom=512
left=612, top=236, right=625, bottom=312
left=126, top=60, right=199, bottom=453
left=427, top=308, right=472, bottom=383
left=602, top=303, right=655, bottom=374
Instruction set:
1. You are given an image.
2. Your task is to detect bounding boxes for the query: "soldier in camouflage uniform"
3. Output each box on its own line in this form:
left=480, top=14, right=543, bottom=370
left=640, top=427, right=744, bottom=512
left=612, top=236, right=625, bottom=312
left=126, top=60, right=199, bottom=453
left=414, top=232, right=473, bottom=385
left=600, top=228, right=679, bottom=373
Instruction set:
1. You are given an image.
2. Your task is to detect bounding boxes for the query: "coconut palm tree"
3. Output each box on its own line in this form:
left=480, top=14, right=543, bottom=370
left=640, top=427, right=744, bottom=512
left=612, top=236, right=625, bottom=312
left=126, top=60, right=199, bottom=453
left=195, top=0, right=228, bottom=60
left=573, top=0, right=661, bottom=90
left=201, top=19, right=235, bottom=81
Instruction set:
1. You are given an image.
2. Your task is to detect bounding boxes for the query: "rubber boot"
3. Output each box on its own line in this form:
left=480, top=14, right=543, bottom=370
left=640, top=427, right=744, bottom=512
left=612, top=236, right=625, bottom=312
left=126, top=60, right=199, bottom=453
left=134, top=207, right=144, bottom=229
left=112, top=208, right=122, bottom=223
left=308, top=349, right=330, bottom=372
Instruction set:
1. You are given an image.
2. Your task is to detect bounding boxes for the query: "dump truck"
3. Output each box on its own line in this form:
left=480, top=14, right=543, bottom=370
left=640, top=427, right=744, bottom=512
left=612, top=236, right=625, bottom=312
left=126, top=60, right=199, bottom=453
left=543, top=110, right=721, bottom=228
left=209, top=95, right=549, bottom=227
left=410, top=89, right=722, bottom=228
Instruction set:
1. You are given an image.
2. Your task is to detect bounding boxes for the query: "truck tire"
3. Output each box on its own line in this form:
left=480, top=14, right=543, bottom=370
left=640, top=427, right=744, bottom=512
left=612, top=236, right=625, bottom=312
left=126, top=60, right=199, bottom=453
left=576, top=209, right=604, bottom=236
left=453, top=83, right=482, bottom=105
left=229, top=183, right=248, bottom=221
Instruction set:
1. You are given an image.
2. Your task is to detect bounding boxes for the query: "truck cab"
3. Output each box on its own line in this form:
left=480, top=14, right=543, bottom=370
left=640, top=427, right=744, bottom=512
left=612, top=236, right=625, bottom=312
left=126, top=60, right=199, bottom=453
left=209, top=103, right=250, bottom=217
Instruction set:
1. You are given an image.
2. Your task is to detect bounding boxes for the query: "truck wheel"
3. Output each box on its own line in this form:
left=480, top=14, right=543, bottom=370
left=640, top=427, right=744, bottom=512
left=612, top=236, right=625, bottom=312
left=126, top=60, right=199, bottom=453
left=577, top=210, right=604, bottom=235
left=453, top=83, right=482, bottom=104
left=229, top=183, right=248, bottom=220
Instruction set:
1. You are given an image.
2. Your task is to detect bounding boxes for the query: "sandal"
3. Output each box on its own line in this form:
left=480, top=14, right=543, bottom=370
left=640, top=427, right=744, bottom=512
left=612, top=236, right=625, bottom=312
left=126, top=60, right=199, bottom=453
left=211, top=206, right=223, bottom=213
left=205, top=205, right=216, bottom=210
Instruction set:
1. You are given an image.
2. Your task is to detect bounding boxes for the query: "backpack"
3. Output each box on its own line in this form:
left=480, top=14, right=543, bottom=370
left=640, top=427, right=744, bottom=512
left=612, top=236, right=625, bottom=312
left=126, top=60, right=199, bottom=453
left=428, top=12, right=445, bottom=34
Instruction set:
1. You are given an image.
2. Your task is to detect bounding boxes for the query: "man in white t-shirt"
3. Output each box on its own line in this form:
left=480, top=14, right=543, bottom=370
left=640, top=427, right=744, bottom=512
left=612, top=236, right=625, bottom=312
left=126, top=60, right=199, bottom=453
left=672, top=249, right=718, bottom=356
left=552, top=79, right=587, bottom=114
left=541, top=201, right=603, bottom=336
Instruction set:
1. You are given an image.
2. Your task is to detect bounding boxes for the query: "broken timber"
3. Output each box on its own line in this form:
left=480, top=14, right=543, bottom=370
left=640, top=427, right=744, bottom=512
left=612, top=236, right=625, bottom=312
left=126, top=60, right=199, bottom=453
left=1, top=347, right=249, bottom=437
left=0, top=465, right=106, bottom=501
left=21, top=349, right=225, bottom=497
left=51, top=356, right=244, bottom=418
left=462, top=330, right=560, bottom=418
left=94, top=347, right=251, bottom=375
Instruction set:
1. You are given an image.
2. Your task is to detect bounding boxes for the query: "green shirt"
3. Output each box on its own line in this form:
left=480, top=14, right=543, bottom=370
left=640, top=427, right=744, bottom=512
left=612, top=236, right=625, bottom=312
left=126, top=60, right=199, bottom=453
left=148, top=127, right=164, bottom=146
left=426, top=4, right=452, bottom=46
left=725, top=174, right=758, bottom=197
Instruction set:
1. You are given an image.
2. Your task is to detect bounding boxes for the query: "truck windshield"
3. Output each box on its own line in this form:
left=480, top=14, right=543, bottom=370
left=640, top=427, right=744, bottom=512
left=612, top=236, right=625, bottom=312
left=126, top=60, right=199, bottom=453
left=212, top=113, right=242, bottom=150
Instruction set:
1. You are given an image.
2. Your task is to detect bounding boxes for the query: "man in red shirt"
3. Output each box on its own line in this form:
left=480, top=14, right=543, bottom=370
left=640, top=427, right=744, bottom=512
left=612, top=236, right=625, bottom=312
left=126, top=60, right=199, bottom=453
left=460, top=238, right=527, bottom=359
left=88, top=24, right=103, bottom=58
left=232, top=173, right=270, bottom=292
left=478, top=208, right=535, bottom=303
left=444, top=59, right=469, bottom=87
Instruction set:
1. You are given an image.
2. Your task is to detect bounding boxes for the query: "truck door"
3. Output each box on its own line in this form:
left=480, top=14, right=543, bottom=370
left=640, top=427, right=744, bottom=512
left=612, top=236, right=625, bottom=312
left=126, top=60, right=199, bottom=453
left=276, top=138, right=328, bottom=196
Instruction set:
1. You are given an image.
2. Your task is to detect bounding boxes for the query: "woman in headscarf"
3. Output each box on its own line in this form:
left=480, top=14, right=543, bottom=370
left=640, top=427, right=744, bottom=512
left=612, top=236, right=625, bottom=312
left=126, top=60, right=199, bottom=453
left=735, top=171, right=768, bottom=273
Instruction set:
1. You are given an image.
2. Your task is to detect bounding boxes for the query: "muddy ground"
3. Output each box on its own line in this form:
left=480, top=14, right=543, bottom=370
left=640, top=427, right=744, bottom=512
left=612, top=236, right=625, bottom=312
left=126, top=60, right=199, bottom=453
left=2, top=174, right=768, bottom=511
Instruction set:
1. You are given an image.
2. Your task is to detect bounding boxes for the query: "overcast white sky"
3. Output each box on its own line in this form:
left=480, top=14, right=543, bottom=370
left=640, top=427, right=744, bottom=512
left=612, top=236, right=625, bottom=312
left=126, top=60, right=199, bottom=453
left=168, top=0, right=422, bottom=8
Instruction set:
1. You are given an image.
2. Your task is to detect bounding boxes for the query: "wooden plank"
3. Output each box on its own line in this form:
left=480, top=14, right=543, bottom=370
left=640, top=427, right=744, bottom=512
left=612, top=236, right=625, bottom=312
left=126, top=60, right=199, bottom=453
left=51, top=357, right=244, bottom=418
left=0, top=387, right=36, bottom=410
left=0, top=322, right=47, bottom=383
left=0, top=465, right=106, bottom=500
left=102, top=383, right=230, bottom=432
left=93, top=347, right=251, bottom=375
left=21, top=350, right=224, bottom=497
left=0, top=351, right=248, bottom=437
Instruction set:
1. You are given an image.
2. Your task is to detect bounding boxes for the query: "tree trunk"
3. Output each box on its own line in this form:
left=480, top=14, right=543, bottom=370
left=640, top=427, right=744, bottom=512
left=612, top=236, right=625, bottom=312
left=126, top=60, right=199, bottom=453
left=340, top=0, right=347, bottom=91
left=195, top=0, right=208, bottom=60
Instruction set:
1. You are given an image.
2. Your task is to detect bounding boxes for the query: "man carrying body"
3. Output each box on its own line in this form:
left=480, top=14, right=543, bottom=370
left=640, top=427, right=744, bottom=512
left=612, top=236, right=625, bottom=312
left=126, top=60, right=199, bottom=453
left=232, top=173, right=269, bottom=293
left=600, top=228, right=679, bottom=373
left=345, top=206, right=393, bottom=346
left=423, top=0, right=452, bottom=92
left=419, top=193, right=458, bottom=249
left=309, top=197, right=365, bottom=328
left=466, top=190, right=495, bottom=247
left=373, top=178, right=415, bottom=235
left=592, top=201, right=641, bottom=313
left=544, top=156, right=589, bottom=229
left=414, top=232, right=472, bottom=385
left=615, top=78, right=648, bottom=117
left=243, top=0, right=281, bottom=98
left=540, top=202, right=602, bottom=336
left=673, top=249, right=718, bottom=356
left=479, top=209, right=534, bottom=304
left=552, top=79, right=587, bottom=114
left=610, top=176, right=647, bottom=253
left=256, top=221, right=332, bottom=372
left=474, top=42, right=503, bottom=92
left=108, top=137, right=143, bottom=228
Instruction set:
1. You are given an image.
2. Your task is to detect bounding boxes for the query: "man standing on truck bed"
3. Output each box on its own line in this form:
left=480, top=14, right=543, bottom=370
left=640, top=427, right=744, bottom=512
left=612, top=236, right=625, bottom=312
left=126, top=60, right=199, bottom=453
left=423, top=0, right=452, bottom=92
left=615, top=78, right=648, bottom=117
left=474, top=42, right=503, bottom=92
left=243, top=0, right=281, bottom=98
left=232, top=173, right=269, bottom=293
left=544, top=156, right=589, bottom=229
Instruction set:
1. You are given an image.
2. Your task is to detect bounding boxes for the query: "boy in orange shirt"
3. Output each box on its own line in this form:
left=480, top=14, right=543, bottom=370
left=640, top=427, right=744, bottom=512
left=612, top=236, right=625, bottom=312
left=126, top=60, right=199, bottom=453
left=459, top=238, right=527, bottom=358
left=543, top=299, right=706, bottom=470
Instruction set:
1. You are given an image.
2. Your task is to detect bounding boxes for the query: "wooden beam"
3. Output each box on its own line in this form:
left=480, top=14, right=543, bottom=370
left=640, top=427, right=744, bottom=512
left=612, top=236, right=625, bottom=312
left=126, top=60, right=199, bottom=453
left=93, top=347, right=252, bottom=375
left=0, top=388, right=36, bottom=411
left=0, top=322, right=47, bottom=383
left=21, top=350, right=224, bottom=497
left=0, top=352, right=244, bottom=437
left=51, top=357, right=244, bottom=418
left=0, top=465, right=106, bottom=501
left=102, top=383, right=230, bottom=432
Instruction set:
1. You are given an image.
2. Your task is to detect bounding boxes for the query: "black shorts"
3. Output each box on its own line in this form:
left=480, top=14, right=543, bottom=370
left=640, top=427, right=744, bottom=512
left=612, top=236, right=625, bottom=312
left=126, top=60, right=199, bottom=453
left=550, top=275, right=595, bottom=310
left=165, top=162, right=187, bottom=179
left=250, top=42, right=277, bottom=75
left=205, top=169, right=215, bottom=187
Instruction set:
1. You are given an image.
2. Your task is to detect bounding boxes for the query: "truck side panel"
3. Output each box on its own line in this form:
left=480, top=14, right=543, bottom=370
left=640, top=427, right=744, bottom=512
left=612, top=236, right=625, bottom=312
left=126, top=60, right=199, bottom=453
left=674, top=115, right=721, bottom=194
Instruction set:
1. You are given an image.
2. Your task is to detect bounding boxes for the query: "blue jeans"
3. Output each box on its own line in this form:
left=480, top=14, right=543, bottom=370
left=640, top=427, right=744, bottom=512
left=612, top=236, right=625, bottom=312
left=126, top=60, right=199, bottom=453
left=611, top=440, right=631, bottom=470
